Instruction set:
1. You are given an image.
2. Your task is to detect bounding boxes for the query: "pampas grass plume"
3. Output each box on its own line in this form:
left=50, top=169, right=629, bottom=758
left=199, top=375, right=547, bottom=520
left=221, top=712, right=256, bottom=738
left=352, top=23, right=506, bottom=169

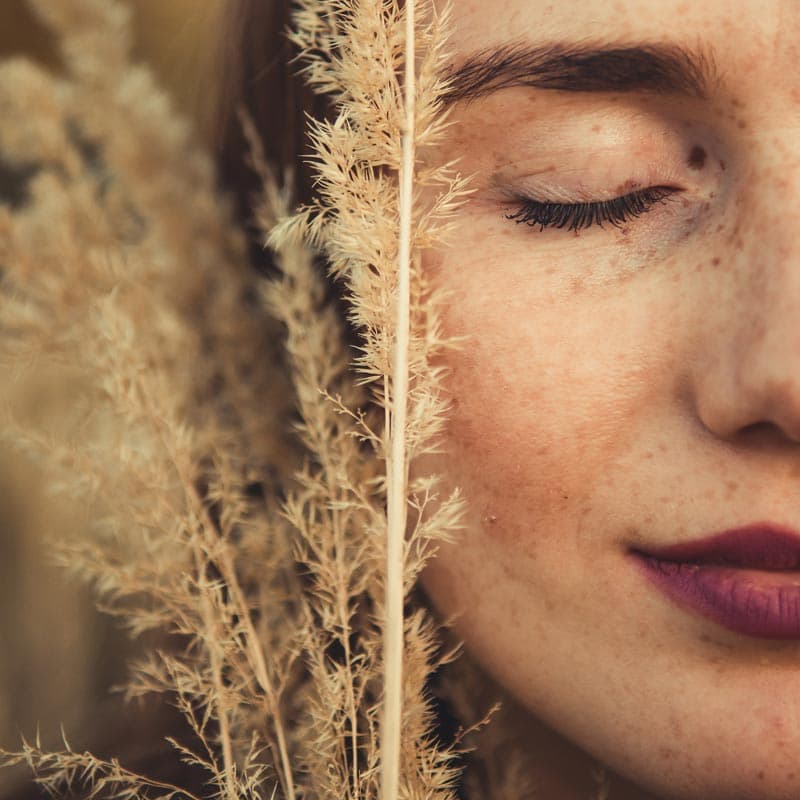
left=0, top=1, right=508, bottom=799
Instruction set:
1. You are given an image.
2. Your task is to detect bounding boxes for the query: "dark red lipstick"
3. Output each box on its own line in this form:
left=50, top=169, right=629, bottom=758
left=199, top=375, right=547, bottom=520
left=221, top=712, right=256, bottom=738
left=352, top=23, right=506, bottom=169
left=630, top=523, right=800, bottom=639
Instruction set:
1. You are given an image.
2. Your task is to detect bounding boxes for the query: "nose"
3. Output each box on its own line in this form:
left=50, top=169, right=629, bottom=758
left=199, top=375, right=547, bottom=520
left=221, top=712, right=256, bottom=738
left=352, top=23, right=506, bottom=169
left=690, top=143, right=800, bottom=446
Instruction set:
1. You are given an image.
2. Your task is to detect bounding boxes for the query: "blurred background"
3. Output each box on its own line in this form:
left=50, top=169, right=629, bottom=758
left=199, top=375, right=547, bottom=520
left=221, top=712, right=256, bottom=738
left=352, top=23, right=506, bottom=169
left=0, top=0, right=224, bottom=765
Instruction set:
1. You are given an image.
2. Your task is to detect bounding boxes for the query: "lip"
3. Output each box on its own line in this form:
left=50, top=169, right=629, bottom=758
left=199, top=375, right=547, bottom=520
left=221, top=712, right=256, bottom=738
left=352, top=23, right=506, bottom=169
left=630, top=522, right=800, bottom=639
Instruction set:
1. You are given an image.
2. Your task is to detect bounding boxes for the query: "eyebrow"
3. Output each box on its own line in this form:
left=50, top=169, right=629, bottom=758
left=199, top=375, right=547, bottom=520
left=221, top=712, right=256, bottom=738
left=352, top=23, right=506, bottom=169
left=438, top=40, right=719, bottom=106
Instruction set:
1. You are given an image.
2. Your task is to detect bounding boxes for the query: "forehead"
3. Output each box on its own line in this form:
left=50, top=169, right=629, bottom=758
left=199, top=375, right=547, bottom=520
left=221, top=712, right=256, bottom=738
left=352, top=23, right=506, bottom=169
left=438, top=0, right=789, bottom=61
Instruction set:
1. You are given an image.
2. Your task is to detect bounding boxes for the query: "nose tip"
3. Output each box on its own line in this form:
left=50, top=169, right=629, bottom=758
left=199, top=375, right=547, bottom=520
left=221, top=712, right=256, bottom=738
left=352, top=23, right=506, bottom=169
left=767, top=390, right=800, bottom=444
left=694, top=373, right=800, bottom=449
left=760, top=378, right=800, bottom=444
left=704, top=381, right=800, bottom=444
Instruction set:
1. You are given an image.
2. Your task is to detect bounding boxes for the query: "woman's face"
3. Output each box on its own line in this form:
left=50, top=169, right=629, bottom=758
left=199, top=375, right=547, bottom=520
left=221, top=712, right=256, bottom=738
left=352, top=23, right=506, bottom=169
left=416, top=0, right=800, bottom=798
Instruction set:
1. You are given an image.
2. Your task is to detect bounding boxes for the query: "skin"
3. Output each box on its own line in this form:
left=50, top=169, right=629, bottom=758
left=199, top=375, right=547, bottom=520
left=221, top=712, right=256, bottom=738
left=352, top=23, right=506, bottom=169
left=413, top=1, right=800, bottom=798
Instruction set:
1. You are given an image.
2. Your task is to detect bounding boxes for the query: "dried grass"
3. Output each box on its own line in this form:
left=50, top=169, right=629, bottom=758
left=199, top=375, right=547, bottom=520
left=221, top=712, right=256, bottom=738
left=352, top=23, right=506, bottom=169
left=0, top=0, right=575, bottom=797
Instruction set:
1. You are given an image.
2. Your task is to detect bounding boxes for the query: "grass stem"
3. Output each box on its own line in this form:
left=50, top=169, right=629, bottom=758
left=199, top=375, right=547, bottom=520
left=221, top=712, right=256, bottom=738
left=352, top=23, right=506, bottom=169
left=381, top=0, right=416, bottom=798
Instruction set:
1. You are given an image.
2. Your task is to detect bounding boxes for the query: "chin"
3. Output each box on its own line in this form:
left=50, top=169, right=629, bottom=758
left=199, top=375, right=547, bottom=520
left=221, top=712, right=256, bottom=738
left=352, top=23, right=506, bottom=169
left=611, top=739, right=800, bottom=800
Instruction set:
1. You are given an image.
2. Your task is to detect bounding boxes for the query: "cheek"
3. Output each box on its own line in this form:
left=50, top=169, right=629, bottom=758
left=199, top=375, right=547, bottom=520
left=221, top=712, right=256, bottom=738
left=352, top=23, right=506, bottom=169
left=418, top=240, right=676, bottom=577
left=442, top=360, right=578, bottom=551
left=416, top=328, right=613, bottom=674
left=427, top=290, right=612, bottom=573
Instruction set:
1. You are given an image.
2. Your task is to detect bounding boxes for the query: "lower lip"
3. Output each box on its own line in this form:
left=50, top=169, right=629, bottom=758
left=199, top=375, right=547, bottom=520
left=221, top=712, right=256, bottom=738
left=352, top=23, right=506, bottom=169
left=632, top=553, right=800, bottom=638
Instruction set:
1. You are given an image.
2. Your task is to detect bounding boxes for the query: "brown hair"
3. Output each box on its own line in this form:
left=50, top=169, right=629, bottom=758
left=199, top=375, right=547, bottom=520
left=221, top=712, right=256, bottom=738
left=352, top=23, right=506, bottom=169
left=214, top=0, right=331, bottom=271
left=212, top=0, right=363, bottom=348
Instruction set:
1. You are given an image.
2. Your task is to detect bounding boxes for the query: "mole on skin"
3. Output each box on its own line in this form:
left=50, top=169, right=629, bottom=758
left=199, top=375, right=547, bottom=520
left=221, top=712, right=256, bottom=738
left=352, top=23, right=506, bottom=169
left=687, top=145, right=707, bottom=170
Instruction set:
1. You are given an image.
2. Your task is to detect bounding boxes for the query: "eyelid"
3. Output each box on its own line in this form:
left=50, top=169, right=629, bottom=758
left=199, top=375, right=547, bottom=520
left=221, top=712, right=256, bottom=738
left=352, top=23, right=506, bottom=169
left=489, top=155, right=691, bottom=206
left=492, top=172, right=678, bottom=204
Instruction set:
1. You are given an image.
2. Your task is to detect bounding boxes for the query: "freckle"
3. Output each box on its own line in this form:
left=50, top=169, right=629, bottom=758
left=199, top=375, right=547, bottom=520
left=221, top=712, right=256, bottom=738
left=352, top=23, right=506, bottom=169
left=719, top=159, right=726, bottom=171
left=738, top=119, right=747, bottom=130
left=687, top=145, right=707, bottom=170
left=569, top=275, right=585, bottom=293
left=716, top=224, right=724, bottom=232
left=757, top=771, right=765, bottom=780
left=712, top=257, right=720, bottom=267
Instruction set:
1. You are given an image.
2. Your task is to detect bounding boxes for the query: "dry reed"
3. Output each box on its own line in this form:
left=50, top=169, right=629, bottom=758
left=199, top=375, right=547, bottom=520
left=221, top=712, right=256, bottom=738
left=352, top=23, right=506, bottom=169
left=0, top=0, right=500, bottom=798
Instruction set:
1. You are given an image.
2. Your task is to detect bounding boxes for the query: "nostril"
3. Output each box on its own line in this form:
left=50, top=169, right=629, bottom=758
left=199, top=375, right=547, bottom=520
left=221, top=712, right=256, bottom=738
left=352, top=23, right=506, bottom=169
left=740, top=421, right=777, bottom=436
left=738, top=421, right=800, bottom=448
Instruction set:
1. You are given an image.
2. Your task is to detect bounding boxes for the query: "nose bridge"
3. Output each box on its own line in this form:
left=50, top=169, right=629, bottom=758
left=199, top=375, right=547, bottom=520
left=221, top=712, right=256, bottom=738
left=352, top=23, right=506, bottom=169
left=735, top=131, right=800, bottom=336
left=694, top=131, right=800, bottom=443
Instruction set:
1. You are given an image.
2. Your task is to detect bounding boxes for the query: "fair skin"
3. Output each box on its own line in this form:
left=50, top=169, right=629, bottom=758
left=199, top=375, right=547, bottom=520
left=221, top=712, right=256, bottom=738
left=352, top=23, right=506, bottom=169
left=416, top=0, right=800, bottom=798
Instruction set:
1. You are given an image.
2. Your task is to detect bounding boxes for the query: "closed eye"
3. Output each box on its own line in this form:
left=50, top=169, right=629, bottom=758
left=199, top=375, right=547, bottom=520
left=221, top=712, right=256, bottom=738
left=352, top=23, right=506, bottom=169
left=504, top=186, right=678, bottom=232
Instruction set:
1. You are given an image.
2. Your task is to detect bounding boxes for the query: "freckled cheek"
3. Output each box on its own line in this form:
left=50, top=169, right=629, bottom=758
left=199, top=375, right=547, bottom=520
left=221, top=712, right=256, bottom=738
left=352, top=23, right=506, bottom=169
left=422, top=378, right=612, bottom=638
left=420, top=250, right=611, bottom=561
left=436, top=346, right=588, bottom=561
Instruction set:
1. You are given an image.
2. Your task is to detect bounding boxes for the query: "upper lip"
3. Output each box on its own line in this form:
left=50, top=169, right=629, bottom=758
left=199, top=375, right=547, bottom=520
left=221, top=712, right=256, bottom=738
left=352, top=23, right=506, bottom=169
left=633, top=522, right=800, bottom=570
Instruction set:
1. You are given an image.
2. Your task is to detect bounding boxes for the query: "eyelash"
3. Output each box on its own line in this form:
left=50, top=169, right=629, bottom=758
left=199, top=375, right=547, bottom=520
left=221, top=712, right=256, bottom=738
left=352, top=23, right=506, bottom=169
left=504, top=186, right=677, bottom=232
